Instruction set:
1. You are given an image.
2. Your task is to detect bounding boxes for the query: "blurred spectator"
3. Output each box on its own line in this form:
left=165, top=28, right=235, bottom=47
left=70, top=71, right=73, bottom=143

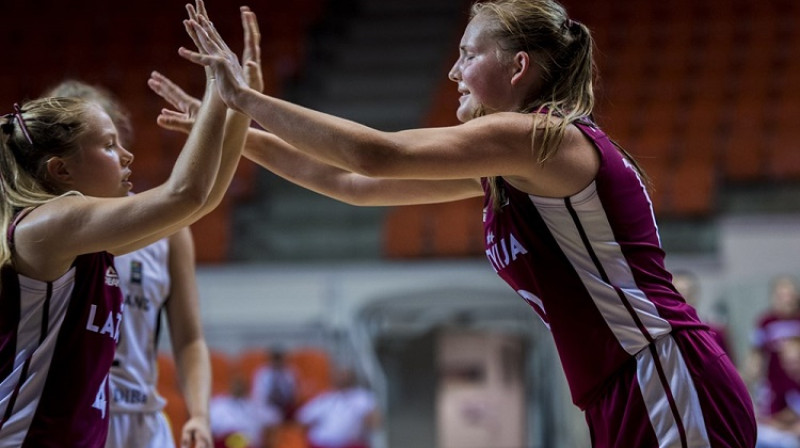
left=210, top=375, right=281, bottom=448
left=672, top=270, right=734, bottom=359
left=251, top=348, right=298, bottom=420
left=756, top=337, right=800, bottom=448
left=296, top=366, right=381, bottom=448
left=249, top=348, right=299, bottom=448
left=747, top=276, right=800, bottom=419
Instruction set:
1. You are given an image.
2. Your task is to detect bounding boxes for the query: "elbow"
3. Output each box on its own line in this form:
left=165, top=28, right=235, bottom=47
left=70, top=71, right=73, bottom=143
left=168, top=184, right=211, bottom=214
left=350, top=148, right=395, bottom=178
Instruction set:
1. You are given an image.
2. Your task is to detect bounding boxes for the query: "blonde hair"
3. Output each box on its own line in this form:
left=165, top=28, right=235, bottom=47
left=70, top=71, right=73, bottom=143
left=44, top=79, right=134, bottom=147
left=471, top=0, right=595, bottom=208
left=0, top=97, right=93, bottom=267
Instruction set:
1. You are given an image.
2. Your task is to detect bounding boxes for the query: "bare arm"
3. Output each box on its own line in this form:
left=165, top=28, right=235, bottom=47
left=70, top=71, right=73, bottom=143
left=243, top=128, right=483, bottom=206
left=164, top=227, right=212, bottom=448
left=148, top=73, right=483, bottom=206
left=181, top=12, right=598, bottom=198
left=13, top=83, right=227, bottom=281
left=111, top=5, right=261, bottom=255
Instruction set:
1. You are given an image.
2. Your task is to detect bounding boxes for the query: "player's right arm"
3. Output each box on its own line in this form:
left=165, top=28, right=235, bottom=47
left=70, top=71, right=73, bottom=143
left=149, top=74, right=482, bottom=207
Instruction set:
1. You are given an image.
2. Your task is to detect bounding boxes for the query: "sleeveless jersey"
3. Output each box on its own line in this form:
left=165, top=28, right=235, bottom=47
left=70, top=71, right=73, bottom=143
left=481, top=119, right=707, bottom=409
left=0, top=212, right=123, bottom=447
left=109, top=238, right=170, bottom=414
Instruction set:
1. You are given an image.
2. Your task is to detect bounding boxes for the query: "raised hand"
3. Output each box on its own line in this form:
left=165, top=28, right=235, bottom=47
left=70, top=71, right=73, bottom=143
left=153, top=5, right=263, bottom=133
left=240, top=6, right=264, bottom=93
left=181, top=415, right=212, bottom=448
left=179, top=1, right=252, bottom=110
left=148, top=71, right=200, bottom=134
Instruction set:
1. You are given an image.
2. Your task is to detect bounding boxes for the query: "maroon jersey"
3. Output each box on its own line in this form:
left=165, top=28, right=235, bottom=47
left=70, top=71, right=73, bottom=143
left=481, top=118, right=708, bottom=408
left=0, top=211, right=122, bottom=447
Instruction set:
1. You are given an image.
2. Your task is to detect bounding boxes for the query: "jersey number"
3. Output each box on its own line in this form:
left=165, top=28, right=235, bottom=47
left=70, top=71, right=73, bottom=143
left=92, top=374, right=109, bottom=419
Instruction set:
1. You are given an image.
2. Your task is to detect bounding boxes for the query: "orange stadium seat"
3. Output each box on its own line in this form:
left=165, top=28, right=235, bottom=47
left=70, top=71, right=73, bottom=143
left=431, top=198, right=485, bottom=257
left=383, top=206, right=429, bottom=258
left=210, top=350, right=235, bottom=398
left=288, top=348, right=332, bottom=407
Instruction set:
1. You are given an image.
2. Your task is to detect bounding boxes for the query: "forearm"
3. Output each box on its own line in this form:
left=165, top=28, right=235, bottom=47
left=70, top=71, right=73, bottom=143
left=195, top=109, right=250, bottom=215
left=243, top=128, right=362, bottom=203
left=166, top=83, right=227, bottom=206
left=175, top=339, right=212, bottom=421
left=243, top=129, right=482, bottom=206
left=236, top=88, right=389, bottom=176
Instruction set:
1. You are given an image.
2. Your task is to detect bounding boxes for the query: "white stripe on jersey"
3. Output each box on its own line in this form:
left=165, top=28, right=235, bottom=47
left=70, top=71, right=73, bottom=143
left=0, top=268, right=75, bottom=446
left=636, top=335, right=710, bottom=448
left=530, top=182, right=672, bottom=354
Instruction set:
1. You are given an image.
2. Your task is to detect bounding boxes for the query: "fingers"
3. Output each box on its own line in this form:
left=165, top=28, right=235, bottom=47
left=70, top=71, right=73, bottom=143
left=241, top=9, right=261, bottom=66
left=187, top=19, right=222, bottom=57
left=178, top=45, right=214, bottom=68
left=149, top=71, right=200, bottom=112
left=183, top=18, right=203, bottom=53
left=187, top=1, right=231, bottom=54
left=242, top=8, right=261, bottom=65
left=185, top=3, right=198, bottom=23
left=156, top=110, right=194, bottom=133
left=196, top=0, right=208, bottom=21
left=196, top=13, right=232, bottom=54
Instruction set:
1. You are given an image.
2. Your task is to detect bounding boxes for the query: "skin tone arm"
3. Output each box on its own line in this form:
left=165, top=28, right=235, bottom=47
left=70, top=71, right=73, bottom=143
left=149, top=68, right=483, bottom=206
left=11, top=1, right=250, bottom=282
left=14, top=80, right=226, bottom=282
left=165, top=227, right=212, bottom=448
left=112, top=3, right=261, bottom=255
left=180, top=13, right=598, bottom=202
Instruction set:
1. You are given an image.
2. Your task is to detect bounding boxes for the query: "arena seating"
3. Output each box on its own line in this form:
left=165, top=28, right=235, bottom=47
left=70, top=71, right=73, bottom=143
left=383, top=0, right=800, bottom=257
left=158, top=347, right=331, bottom=448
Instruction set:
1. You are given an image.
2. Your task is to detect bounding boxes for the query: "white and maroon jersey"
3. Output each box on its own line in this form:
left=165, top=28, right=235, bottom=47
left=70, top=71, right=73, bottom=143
left=109, top=238, right=170, bottom=414
left=481, top=118, right=707, bottom=409
left=0, top=211, right=123, bottom=447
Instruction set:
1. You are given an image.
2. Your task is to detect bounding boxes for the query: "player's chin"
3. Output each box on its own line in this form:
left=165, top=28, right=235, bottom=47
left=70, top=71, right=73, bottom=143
left=455, top=106, right=474, bottom=123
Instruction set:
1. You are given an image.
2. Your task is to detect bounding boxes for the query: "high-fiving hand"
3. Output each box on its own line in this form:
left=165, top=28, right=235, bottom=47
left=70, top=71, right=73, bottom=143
left=178, top=0, right=256, bottom=111
left=152, top=1, right=262, bottom=132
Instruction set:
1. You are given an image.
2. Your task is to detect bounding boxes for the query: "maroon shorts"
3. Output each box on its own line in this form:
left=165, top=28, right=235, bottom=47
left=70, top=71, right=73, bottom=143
left=584, top=330, right=756, bottom=447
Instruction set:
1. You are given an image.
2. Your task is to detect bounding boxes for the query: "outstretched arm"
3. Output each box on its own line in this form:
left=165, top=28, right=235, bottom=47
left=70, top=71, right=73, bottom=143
left=243, top=128, right=482, bottom=205
left=178, top=9, right=597, bottom=199
left=150, top=69, right=482, bottom=206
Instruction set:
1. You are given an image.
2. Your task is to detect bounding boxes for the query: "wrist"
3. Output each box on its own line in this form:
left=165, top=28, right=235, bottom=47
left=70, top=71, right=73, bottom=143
left=231, top=86, right=253, bottom=113
left=189, top=411, right=210, bottom=423
left=228, top=85, right=245, bottom=112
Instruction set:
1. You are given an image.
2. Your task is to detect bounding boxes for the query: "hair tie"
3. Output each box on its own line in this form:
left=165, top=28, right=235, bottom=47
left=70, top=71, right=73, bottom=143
left=2, top=104, right=34, bottom=146
left=12, top=104, right=33, bottom=146
left=563, top=18, right=580, bottom=34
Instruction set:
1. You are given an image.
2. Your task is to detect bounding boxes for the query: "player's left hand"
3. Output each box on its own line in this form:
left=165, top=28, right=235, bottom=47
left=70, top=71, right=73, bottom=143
left=181, top=416, right=212, bottom=448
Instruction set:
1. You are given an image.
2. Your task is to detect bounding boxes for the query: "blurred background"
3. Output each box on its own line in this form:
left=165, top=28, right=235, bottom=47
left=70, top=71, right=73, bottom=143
left=3, top=0, right=800, bottom=446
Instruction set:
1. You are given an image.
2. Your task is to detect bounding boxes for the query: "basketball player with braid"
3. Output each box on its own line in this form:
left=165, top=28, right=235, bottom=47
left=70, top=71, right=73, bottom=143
left=158, top=0, right=757, bottom=446
left=0, top=2, right=254, bottom=446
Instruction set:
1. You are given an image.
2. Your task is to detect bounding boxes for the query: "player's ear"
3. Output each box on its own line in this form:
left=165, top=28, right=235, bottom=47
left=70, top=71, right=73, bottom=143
left=510, top=51, right=531, bottom=86
left=45, top=156, right=74, bottom=188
